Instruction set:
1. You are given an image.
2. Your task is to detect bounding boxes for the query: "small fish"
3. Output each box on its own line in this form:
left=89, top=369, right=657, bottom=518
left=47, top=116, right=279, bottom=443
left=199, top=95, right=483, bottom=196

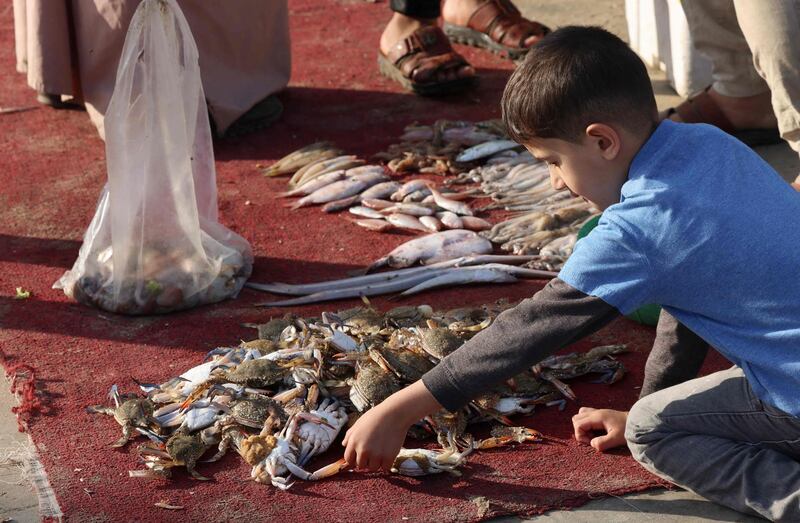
left=437, top=211, right=463, bottom=229
left=278, top=170, right=346, bottom=198
left=352, top=218, right=393, bottom=232
left=419, top=216, right=443, bottom=232
left=289, top=155, right=359, bottom=187
left=460, top=216, right=492, bottom=231
left=361, top=181, right=402, bottom=201
left=349, top=206, right=385, bottom=219
left=261, top=142, right=340, bottom=177
left=291, top=172, right=387, bottom=209
left=456, top=140, right=520, bottom=163
left=361, top=199, right=395, bottom=210
left=380, top=203, right=435, bottom=217
left=322, top=195, right=361, bottom=213
left=366, top=229, right=493, bottom=272
left=428, top=186, right=473, bottom=216
left=386, top=214, right=430, bottom=233
left=392, top=180, right=430, bottom=201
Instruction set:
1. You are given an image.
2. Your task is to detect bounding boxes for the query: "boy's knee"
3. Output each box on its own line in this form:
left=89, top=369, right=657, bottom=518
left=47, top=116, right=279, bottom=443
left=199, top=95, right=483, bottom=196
left=625, top=395, right=663, bottom=461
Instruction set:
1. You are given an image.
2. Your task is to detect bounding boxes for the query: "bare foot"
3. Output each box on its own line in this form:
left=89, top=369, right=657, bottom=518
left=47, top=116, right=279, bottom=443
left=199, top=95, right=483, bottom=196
left=662, top=87, right=778, bottom=130
left=380, top=13, right=474, bottom=84
left=441, top=0, right=543, bottom=49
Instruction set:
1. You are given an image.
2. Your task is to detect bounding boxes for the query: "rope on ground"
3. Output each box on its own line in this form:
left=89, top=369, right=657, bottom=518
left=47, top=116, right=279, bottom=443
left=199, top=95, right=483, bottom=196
left=6, top=363, right=41, bottom=432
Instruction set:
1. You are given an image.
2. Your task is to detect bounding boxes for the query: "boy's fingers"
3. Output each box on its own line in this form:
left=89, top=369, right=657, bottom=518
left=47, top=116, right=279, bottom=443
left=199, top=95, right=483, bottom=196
left=578, top=407, right=595, bottom=414
left=590, top=429, right=623, bottom=452
left=381, top=455, right=395, bottom=472
left=367, top=456, right=383, bottom=472
left=572, top=414, right=602, bottom=443
left=341, top=432, right=349, bottom=446
left=356, top=449, right=370, bottom=470
left=343, top=444, right=356, bottom=468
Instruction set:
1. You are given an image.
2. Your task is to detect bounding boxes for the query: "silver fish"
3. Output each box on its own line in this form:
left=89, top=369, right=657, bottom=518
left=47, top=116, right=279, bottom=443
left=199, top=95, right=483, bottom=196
left=459, top=216, right=492, bottom=231
left=386, top=214, right=430, bottom=233
left=349, top=206, right=385, bottom=219
left=361, top=199, right=395, bottom=210
left=456, top=140, right=520, bottom=163
left=360, top=181, right=402, bottom=201
left=289, top=154, right=359, bottom=187
left=399, top=267, right=518, bottom=296
left=429, top=186, right=473, bottom=216
left=351, top=218, right=393, bottom=232
left=437, top=211, right=463, bottom=229
left=261, top=142, right=340, bottom=177
left=380, top=203, right=435, bottom=217
left=322, top=195, right=360, bottom=213
left=366, top=229, right=493, bottom=272
left=392, top=180, right=431, bottom=201
left=278, top=170, right=347, bottom=198
left=291, top=172, right=388, bottom=209
left=418, top=216, right=442, bottom=232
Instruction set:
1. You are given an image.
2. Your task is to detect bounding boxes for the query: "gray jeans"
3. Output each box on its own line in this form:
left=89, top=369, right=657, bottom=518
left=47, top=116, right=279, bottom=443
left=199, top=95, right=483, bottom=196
left=626, top=366, right=800, bottom=521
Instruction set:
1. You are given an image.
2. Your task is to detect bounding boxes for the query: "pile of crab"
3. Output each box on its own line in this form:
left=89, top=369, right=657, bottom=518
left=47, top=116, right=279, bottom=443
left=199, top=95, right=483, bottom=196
left=87, top=301, right=627, bottom=490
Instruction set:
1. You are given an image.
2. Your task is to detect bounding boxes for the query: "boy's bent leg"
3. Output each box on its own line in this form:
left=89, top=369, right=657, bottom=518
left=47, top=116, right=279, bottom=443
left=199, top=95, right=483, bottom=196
left=626, top=366, right=800, bottom=521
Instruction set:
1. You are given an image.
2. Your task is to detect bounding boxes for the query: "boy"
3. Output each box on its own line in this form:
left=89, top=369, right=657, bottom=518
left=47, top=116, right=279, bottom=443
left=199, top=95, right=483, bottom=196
left=342, top=26, right=800, bottom=521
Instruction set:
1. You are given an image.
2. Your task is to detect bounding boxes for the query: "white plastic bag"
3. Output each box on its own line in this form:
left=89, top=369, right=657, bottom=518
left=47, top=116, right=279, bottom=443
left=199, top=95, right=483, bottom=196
left=55, top=0, right=252, bottom=315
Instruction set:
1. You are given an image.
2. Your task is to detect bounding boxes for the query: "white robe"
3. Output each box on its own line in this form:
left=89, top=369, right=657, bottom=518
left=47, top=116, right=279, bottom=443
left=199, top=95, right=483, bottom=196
left=13, top=0, right=291, bottom=137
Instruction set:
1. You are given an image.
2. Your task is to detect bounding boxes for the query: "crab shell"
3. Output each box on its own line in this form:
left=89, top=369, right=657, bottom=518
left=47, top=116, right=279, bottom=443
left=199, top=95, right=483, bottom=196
left=348, top=363, right=401, bottom=412
left=391, top=448, right=467, bottom=476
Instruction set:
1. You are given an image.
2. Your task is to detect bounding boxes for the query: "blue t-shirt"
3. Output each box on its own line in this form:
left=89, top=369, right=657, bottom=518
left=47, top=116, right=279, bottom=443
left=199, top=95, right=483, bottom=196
left=560, top=120, right=800, bottom=415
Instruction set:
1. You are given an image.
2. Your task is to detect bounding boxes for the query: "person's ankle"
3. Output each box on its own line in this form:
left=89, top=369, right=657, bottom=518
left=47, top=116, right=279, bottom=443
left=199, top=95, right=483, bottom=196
left=707, top=88, right=777, bottom=129
left=380, top=13, right=437, bottom=54
left=442, top=0, right=483, bottom=26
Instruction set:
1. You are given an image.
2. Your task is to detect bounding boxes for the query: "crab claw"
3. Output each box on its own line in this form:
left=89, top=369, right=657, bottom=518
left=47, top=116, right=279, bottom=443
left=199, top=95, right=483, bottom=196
left=474, top=436, right=514, bottom=450
left=285, top=458, right=346, bottom=481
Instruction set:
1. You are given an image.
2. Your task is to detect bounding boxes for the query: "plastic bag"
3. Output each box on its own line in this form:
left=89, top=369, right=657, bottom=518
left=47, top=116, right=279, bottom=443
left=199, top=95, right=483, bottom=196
left=54, top=0, right=252, bottom=315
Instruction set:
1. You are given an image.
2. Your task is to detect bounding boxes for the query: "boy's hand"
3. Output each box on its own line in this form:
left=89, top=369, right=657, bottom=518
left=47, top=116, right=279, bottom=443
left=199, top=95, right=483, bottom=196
left=342, top=403, right=408, bottom=472
left=572, top=407, right=628, bottom=452
left=342, top=380, right=443, bottom=472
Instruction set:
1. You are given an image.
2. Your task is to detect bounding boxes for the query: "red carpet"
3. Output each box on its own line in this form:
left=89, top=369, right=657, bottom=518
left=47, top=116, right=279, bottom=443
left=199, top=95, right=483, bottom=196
left=0, top=1, right=730, bottom=520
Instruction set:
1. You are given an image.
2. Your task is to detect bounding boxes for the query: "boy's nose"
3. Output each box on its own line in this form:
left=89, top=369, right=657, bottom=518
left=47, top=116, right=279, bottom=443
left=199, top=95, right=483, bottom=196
left=549, top=170, right=566, bottom=190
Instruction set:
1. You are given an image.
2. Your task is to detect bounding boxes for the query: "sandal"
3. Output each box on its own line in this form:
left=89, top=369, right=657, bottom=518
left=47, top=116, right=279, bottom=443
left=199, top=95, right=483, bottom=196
left=665, top=86, right=781, bottom=147
left=378, top=26, right=477, bottom=96
left=443, top=0, right=550, bottom=61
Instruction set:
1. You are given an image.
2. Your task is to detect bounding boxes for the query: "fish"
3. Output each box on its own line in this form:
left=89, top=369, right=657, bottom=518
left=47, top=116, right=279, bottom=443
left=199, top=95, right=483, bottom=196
left=289, top=155, right=360, bottom=188
left=349, top=206, right=385, bottom=219
left=351, top=218, right=393, bottom=232
left=291, top=171, right=388, bottom=209
left=386, top=214, right=430, bottom=233
left=418, top=216, right=442, bottom=232
left=399, top=267, right=518, bottom=296
left=392, top=180, right=431, bottom=201
left=360, top=181, right=402, bottom=201
left=456, top=140, right=520, bottom=163
left=459, top=216, right=492, bottom=231
left=437, top=211, right=463, bottom=229
left=366, top=229, right=493, bottom=273
left=428, top=185, right=473, bottom=216
left=322, top=195, right=361, bottom=213
left=380, top=203, right=435, bottom=217
left=245, top=255, right=541, bottom=296
left=361, top=199, right=395, bottom=210
left=277, top=170, right=347, bottom=198
left=261, top=142, right=340, bottom=177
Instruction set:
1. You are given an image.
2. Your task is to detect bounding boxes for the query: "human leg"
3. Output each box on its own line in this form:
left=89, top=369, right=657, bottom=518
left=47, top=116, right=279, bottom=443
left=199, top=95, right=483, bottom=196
left=665, top=1, right=777, bottom=137
left=732, top=0, right=800, bottom=186
left=626, top=366, right=800, bottom=520
left=442, top=0, right=549, bottom=60
left=379, top=1, right=475, bottom=94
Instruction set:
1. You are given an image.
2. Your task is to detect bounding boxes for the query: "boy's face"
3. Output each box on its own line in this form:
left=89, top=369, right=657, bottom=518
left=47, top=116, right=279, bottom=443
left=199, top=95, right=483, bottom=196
left=523, top=123, right=633, bottom=211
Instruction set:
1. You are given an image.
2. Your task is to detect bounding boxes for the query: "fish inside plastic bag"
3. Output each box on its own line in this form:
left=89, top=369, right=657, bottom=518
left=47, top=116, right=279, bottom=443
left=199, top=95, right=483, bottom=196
left=54, top=0, right=252, bottom=315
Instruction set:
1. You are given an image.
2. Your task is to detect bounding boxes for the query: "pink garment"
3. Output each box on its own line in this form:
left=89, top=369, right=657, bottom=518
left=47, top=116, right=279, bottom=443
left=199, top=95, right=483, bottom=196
left=13, top=0, right=291, bottom=137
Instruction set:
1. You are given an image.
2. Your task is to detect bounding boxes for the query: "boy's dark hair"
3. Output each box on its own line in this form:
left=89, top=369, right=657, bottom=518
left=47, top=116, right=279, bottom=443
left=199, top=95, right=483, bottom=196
left=502, top=26, right=658, bottom=144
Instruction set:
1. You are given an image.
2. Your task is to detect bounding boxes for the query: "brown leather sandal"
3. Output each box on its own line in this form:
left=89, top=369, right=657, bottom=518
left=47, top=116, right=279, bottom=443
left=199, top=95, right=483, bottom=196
left=378, top=26, right=477, bottom=96
left=666, top=86, right=781, bottom=147
left=443, top=0, right=550, bottom=61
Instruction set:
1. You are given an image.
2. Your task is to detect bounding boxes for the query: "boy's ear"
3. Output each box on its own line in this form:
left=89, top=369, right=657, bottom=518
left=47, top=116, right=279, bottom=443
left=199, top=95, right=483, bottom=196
left=585, top=123, right=621, bottom=160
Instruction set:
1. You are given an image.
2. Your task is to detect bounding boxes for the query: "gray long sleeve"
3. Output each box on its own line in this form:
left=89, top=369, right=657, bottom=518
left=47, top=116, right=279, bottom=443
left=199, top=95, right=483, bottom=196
left=421, top=278, right=619, bottom=412
left=639, top=308, right=709, bottom=398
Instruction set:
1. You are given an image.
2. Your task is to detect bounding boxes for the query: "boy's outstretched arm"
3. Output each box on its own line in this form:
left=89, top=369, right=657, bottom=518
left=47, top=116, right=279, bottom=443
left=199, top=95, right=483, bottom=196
left=343, top=278, right=620, bottom=470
